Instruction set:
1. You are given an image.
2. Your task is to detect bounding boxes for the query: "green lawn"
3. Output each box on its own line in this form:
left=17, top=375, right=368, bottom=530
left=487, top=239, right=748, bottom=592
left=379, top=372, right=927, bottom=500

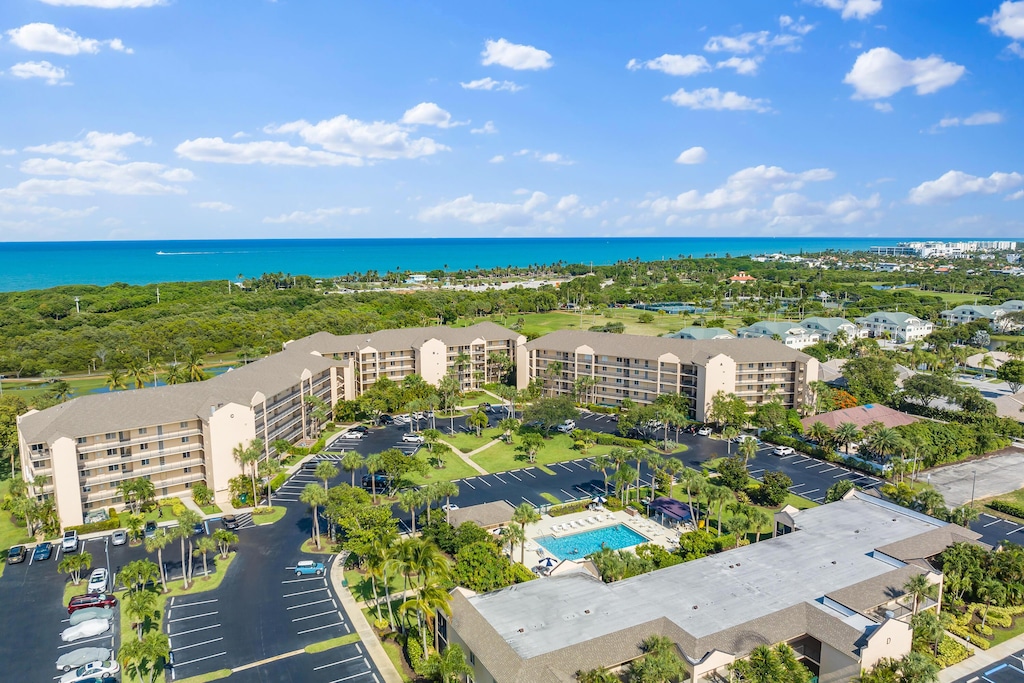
left=900, top=289, right=986, bottom=304
left=442, top=428, right=502, bottom=453
left=345, top=568, right=421, bottom=603
left=472, top=433, right=614, bottom=473
left=991, top=488, right=1024, bottom=507
left=200, top=503, right=222, bottom=515
left=0, top=479, right=33, bottom=579
left=176, top=670, right=232, bottom=683
left=405, top=454, right=480, bottom=486
left=251, top=505, right=287, bottom=525
left=306, top=633, right=360, bottom=653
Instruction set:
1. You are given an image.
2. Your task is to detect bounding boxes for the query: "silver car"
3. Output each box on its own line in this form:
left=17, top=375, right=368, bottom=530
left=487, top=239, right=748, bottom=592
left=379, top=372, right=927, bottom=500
left=56, top=647, right=113, bottom=672
left=69, top=606, right=114, bottom=626
left=60, top=618, right=111, bottom=643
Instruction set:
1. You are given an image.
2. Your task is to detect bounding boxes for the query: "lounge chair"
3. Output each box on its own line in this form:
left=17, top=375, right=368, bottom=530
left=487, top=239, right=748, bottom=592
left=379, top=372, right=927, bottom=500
left=552, top=524, right=562, bottom=532
left=588, top=516, right=599, bottom=524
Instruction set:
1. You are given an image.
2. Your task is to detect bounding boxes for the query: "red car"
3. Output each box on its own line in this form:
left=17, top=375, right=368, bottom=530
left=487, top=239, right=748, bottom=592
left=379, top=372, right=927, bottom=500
left=68, top=593, right=118, bottom=614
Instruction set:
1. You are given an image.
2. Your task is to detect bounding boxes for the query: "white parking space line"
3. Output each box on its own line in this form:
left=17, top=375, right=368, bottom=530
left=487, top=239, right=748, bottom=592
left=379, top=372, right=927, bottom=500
left=174, top=651, right=226, bottom=668
left=169, top=611, right=218, bottom=623
left=282, top=576, right=329, bottom=584
left=570, top=460, right=588, bottom=470
left=477, top=477, right=492, bottom=487
left=461, top=479, right=476, bottom=490
left=985, top=519, right=1006, bottom=527
left=283, top=586, right=330, bottom=598
left=805, top=462, right=827, bottom=469
left=175, top=598, right=218, bottom=608
left=491, top=473, right=506, bottom=484
left=789, top=483, right=806, bottom=489
left=506, top=471, right=522, bottom=482
left=314, top=655, right=363, bottom=670
left=794, top=457, right=810, bottom=464
left=522, top=467, right=537, bottom=477
left=297, top=622, right=344, bottom=635
left=292, top=609, right=338, bottom=622
left=327, top=670, right=374, bottom=683
left=801, top=489, right=819, bottom=497
left=560, top=489, right=575, bottom=500
left=833, top=472, right=850, bottom=478
left=170, top=623, right=221, bottom=637
left=1008, top=527, right=1023, bottom=534
left=288, top=598, right=334, bottom=610
left=173, top=637, right=223, bottom=651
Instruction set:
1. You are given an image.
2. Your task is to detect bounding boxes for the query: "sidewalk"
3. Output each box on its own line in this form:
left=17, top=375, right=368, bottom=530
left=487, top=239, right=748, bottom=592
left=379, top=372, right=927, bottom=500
left=437, top=438, right=488, bottom=475
left=330, top=552, right=403, bottom=683
left=939, top=632, right=1024, bottom=682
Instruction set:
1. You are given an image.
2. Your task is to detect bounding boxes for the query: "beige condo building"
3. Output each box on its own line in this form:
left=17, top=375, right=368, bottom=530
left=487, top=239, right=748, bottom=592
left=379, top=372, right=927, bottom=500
left=525, top=330, right=819, bottom=421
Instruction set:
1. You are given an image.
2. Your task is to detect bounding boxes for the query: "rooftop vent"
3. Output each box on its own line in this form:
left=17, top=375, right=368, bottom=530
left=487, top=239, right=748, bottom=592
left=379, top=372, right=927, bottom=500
left=518, top=628, right=525, bottom=633
left=584, top=609, right=591, bottom=614
left=693, top=605, right=699, bottom=610
left=832, top=561, right=837, bottom=565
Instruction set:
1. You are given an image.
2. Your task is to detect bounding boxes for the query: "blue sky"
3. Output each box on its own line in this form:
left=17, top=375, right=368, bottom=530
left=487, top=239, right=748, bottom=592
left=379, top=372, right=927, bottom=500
left=1, top=0, right=1022, bottom=241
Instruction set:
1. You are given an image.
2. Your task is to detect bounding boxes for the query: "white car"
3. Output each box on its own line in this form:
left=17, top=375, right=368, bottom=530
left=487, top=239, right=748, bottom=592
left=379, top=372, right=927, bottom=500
left=441, top=504, right=459, bottom=511
left=61, top=618, right=111, bottom=643
left=697, top=427, right=713, bottom=436
left=402, top=433, right=425, bottom=444
left=556, top=420, right=576, bottom=433
left=733, top=434, right=759, bottom=445
left=60, top=659, right=120, bottom=683
left=87, top=567, right=108, bottom=594
left=56, top=647, right=112, bottom=672
left=340, top=431, right=365, bottom=440
left=772, top=446, right=795, bottom=456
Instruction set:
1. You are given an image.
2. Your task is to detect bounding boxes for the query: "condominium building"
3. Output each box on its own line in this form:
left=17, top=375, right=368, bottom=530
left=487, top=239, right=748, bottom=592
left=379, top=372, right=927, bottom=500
left=799, top=317, right=868, bottom=342
left=283, top=322, right=528, bottom=399
left=525, top=330, right=818, bottom=421
left=854, top=312, right=933, bottom=343
left=17, top=350, right=339, bottom=527
left=443, top=492, right=981, bottom=683
left=667, top=327, right=736, bottom=341
left=736, top=321, right=820, bottom=350
left=940, top=304, right=1007, bottom=326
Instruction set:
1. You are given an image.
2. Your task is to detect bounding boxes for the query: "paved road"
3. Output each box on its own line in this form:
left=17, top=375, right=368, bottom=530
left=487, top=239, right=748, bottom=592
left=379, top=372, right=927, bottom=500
left=951, top=647, right=1024, bottom=683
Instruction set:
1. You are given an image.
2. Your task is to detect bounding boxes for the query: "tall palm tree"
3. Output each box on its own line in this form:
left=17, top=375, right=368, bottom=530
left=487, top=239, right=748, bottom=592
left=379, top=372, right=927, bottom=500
left=185, top=348, right=207, bottom=382
left=399, top=489, right=425, bottom=534
left=899, top=652, right=940, bottom=683
left=365, top=451, right=385, bottom=503
left=435, top=481, right=459, bottom=524
left=512, top=502, right=540, bottom=564
left=145, top=530, right=171, bottom=592
left=501, top=524, right=526, bottom=563
left=868, top=427, right=902, bottom=464
left=163, top=362, right=186, bottom=385
left=678, top=467, right=704, bottom=527
left=340, top=450, right=365, bottom=487
left=748, top=507, right=772, bottom=542
left=105, top=367, right=128, bottom=391
left=193, top=536, right=217, bottom=579
left=834, top=422, right=862, bottom=455
left=807, top=421, right=832, bottom=449
left=545, top=360, right=563, bottom=396
left=739, top=437, right=758, bottom=469
left=903, top=573, right=936, bottom=615
left=400, top=582, right=453, bottom=656
left=125, top=588, right=158, bottom=639
left=232, top=438, right=264, bottom=507
left=127, top=358, right=152, bottom=390
left=590, top=453, right=615, bottom=496
left=314, top=461, right=338, bottom=490
left=169, top=521, right=192, bottom=589
left=424, top=644, right=473, bottom=683
left=301, top=483, right=329, bottom=549
left=707, top=485, right=732, bottom=536
left=722, top=426, right=739, bottom=454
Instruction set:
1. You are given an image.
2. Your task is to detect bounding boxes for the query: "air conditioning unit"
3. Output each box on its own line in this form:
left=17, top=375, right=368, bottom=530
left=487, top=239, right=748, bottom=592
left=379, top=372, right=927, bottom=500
left=884, top=610, right=895, bottom=619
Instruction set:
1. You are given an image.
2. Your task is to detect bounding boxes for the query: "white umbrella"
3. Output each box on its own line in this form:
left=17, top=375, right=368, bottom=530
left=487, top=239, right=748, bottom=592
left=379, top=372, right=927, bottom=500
left=595, top=496, right=607, bottom=504
left=539, top=557, right=558, bottom=568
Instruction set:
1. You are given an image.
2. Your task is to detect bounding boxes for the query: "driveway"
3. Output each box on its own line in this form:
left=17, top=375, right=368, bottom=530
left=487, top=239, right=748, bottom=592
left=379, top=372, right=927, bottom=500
left=926, top=447, right=1024, bottom=507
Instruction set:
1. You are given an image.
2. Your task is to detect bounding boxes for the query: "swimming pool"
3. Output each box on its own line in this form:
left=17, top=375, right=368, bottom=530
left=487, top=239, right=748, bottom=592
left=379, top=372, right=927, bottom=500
left=535, top=524, right=650, bottom=560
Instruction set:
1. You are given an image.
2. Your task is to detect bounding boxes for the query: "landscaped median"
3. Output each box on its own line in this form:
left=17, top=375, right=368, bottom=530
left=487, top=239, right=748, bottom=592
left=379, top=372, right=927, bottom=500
left=170, top=634, right=362, bottom=683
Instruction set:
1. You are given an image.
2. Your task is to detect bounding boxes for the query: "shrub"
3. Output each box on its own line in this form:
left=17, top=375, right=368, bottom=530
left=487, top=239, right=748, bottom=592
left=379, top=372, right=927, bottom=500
left=595, top=433, right=647, bottom=448
left=548, top=501, right=591, bottom=517
left=67, top=517, right=120, bottom=534
left=713, top=535, right=736, bottom=552
left=935, top=635, right=972, bottom=667
left=948, top=624, right=991, bottom=649
left=762, top=431, right=834, bottom=459
left=252, top=506, right=276, bottom=516
left=269, top=472, right=288, bottom=492
left=404, top=630, right=428, bottom=674
left=975, top=622, right=994, bottom=637
left=509, top=562, right=536, bottom=584
left=987, top=500, right=1024, bottom=520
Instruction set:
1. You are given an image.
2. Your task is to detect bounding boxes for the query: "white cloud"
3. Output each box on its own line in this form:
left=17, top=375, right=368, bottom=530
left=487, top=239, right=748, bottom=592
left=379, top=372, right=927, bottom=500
left=262, top=207, right=370, bottom=224
left=400, top=102, right=464, bottom=128
left=665, top=87, right=771, bottom=113
left=417, top=190, right=602, bottom=226
left=6, top=23, right=132, bottom=55
left=231, top=131, right=249, bottom=139
left=4, top=157, right=193, bottom=197
left=704, top=31, right=800, bottom=54
left=459, top=77, right=523, bottom=92
left=538, top=152, right=573, bottom=165
left=196, top=201, right=234, bottom=212
left=716, top=56, right=762, bottom=75
left=806, top=0, right=882, bottom=20
left=36, top=0, right=166, bottom=7
left=626, top=54, right=710, bottom=76
left=471, top=121, right=498, bottom=135
left=1008, top=189, right=1024, bottom=201
left=0, top=201, right=98, bottom=220
left=844, top=47, right=965, bottom=99
left=908, top=170, right=1024, bottom=204
left=25, top=131, right=150, bottom=161
left=0, top=149, right=18, bottom=156
left=932, top=111, right=1005, bottom=131
left=675, top=146, right=708, bottom=165
left=175, top=137, right=363, bottom=167
left=266, top=113, right=448, bottom=160
left=9, top=61, right=68, bottom=85
left=873, top=102, right=893, bottom=113
left=779, top=15, right=815, bottom=35
left=489, top=155, right=505, bottom=164
left=481, top=38, right=552, bottom=70
left=980, top=2, right=1024, bottom=50
left=641, top=165, right=835, bottom=214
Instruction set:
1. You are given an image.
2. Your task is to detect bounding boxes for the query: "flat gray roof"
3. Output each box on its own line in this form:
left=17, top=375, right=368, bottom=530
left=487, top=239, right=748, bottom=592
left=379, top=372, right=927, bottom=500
left=467, top=492, right=948, bottom=660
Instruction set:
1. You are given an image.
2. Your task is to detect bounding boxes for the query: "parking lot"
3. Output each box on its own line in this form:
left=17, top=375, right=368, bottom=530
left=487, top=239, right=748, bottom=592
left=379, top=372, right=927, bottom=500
left=953, top=649, right=1024, bottom=683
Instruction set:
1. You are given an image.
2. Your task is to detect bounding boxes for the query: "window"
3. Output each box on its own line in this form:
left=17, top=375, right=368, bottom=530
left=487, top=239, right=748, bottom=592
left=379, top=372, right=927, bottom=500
left=183, top=451, right=191, bottom=458
left=108, top=465, right=120, bottom=472
left=105, top=433, right=116, bottom=440
left=139, top=443, right=148, bottom=451
left=180, top=421, right=189, bottom=428
left=77, top=437, right=87, bottom=444
left=182, top=436, right=190, bottom=444
left=79, top=453, right=87, bottom=461
left=138, top=427, right=147, bottom=435
left=107, top=448, right=117, bottom=456
left=469, top=651, right=475, bottom=665
left=83, top=486, right=91, bottom=493
left=141, top=459, right=150, bottom=466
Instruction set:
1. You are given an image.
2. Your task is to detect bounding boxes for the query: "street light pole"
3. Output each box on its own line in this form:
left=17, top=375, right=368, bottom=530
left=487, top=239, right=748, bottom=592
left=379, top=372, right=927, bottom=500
left=971, top=470, right=977, bottom=508
left=104, top=537, right=111, bottom=590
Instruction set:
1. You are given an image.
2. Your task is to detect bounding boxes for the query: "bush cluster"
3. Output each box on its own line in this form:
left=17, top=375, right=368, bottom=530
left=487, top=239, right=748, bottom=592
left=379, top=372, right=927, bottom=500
left=987, top=500, right=1024, bottom=520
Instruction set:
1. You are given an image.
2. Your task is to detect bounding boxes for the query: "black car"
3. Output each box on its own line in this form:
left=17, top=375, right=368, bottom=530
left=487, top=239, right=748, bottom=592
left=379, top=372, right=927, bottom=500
left=32, top=541, right=53, bottom=562
left=144, top=520, right=158, bottom=538
left=221, top=515, right=239, bottom=530
left=7, top=545, right=27, bottom=564
left=193, top=522, right=206, bottom=536
left=376, top=414, right=394, bottom=426
left=481, top=402, right=493, bottom=413
left=350, top=425, right=369, bottom=434
left=360, top=474, right=390, bottom=491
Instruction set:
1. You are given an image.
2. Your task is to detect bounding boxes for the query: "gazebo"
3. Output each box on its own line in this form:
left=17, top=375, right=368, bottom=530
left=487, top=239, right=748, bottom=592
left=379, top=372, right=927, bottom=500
left=649, top=497, right=692, bottom=528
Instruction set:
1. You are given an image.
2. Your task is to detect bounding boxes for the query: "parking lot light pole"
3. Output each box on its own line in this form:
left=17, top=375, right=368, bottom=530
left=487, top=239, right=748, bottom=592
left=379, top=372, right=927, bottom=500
left=971, top=470, right=977, bottom=509
left=104, top=537, right=111, bottom=589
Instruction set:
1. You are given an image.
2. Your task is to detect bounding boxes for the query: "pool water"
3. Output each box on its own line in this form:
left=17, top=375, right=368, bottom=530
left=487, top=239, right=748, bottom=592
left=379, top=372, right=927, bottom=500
left=536, top=524, right=650, bottom=560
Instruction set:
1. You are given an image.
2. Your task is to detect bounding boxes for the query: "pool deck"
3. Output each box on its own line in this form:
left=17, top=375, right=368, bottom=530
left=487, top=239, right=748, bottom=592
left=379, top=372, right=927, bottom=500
left=520, top=508, right=683, bottom=567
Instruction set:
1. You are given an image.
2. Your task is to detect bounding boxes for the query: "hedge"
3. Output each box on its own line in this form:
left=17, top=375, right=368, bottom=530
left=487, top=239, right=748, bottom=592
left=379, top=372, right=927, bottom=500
left=404, top=629, right=428, bottom=674
left=548, top=501, right=590, bottom=517
left=595, top=433, right=647, bottom=448
left=987, top=500, right=1024, bottom=520
left=269, top=472, right=288, bottom=492
left=761, top=432, right=835, bottom=459
left=948, top=624, right=991, bottom=649
left=935, top=636, right=972, bottom=668
left=66, top=514, right=120, bottom=535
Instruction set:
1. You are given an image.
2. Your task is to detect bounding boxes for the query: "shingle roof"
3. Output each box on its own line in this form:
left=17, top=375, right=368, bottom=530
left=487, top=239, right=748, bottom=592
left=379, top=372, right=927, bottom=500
left=740, top=321, right=814, bottom=337
left=284, top=322, right=522, bottom=356
left=667, top=327, right=736, bottom=341
left=855, top=311, right=922, bottom=326
left=447, top=501, right=515, bottom=529
left=18, top=349, right=339, bottom=444
left=825, top=564, right=924, bottom=613
left=525, top=330, right=812, bottom=365
left=801, top=317, right=857, bottom=334
left=800, top=404, right=920, bottom=431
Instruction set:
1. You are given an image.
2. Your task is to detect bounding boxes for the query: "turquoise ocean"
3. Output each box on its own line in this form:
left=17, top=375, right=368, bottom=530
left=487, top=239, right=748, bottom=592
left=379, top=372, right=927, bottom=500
left=0, top=237, right=911, bottom=292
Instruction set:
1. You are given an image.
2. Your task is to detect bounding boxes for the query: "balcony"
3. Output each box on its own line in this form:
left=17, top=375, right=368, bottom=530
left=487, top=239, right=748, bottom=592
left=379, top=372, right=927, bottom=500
left=77, top=426, right=202, bottom=455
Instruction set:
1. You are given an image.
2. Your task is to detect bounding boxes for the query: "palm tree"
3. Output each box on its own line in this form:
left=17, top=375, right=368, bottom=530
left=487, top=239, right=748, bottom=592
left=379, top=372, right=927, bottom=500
left=436, top=481, right=459, bottom=524
left=125, top=588, right=158, bottom=639
left=497, top=417, right=520, bottom=443
left=424, top=644, right=473, bottom=683
left=468, top=409, right=489, bottom=437
left=899, top=652, right=940, bottom=683
left=340, top=450, right=365, bottom=487
left=145, top=530, right=171, bottom=592
left=400, top=583, right=453, bottom=657
left=868, top=427, right=902, bottom=464
left=590, top=453, right=615, bottom=496
left=613, top=463, right=637, bottom=504
left=739, top=437, right=758, bottom=468
left=120, top=558, right=160, bottom=594
left=170, top=515, right=195, bottom=589
left=365, top=451, right=385, bottom=503
left=707, top=485, right=732, bottom=536
left=301, top=483, right=329, bottom=549
left=722, top=425, right=739, bottom=454
left=58, top=551, right=92, bottom=585
left=193, top=536, right=217, bottom=579
left=127, top=358, right=152, bottom=390
left=512, top=503, right=540, bottom=564
left=185, top=348, right=206, bottom=382
left=232, top=438, right=264, bottom=507
left=163, top=362, right=186, bottom=385
left=978, top=578, right=1006, bottom=629
left=501, top=524, right=526, bottom=564
left=212, top=529, right=238, bottom=558
left=422, top=428, right=442, bottom=451
left=545, top=360, right=563, bottom=396
left=807, top=421, right=832, bottom=448
left=399, top=488, right=425, bottom=534
left=105, top=367, right=128, bottom=391
left=834, top=422, right=862, bottom=455
left=314, top=461, right=338, bottom=490
left=903, top=573, right=936, bottom=615
left=678, top=467, right=704, bottom=527
left=748, top=507, right=772, bottom=542
left=576, top=666, right=619, bottom=683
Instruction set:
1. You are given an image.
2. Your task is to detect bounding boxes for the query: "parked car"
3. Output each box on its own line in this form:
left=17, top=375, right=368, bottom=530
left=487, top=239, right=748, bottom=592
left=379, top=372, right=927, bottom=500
left=360, top=474, right=390, bottom=491
left=293, top=560, right=325, bottom=576
left=69, top=607, right=114, bottom=626
left=376, top=414, right=394, bottom=426
left=697, top=426, right=713, bottom=436
left=481, top=402, right=493, bottom=413
left=441, top=504, right=459, bottom=512
left=772, top=446, right=795, bottom=456
left=56, top=647, right=113, bottom=672
left=193, top=522, right=206, bottom=536
left=87, top=568, right=108, bottom=594
left=556, top=419, right=576, bottom=433
left=144, top=520, right=157, bottom=538
left=60, top=660, right=120, bottom=683
left=7, top=545, right=27, bottom=564
left=402, top=433, right=424, bottom=444
left=61, top=618, right=111, bottom=643
left=340, top=431, right=365, bottom=440
left=33, top=541, right=53, bottom=562
left=221, top=515, right=239, bottom=530
left=733, top=434, right=759, bottom=445
left=350, top=424, right=369, bottom=434
left=61, top=530, right=79, bottom=553
left=110, top=529, right=127, bottom=546
left=67, top=593, right=118, bottom=614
